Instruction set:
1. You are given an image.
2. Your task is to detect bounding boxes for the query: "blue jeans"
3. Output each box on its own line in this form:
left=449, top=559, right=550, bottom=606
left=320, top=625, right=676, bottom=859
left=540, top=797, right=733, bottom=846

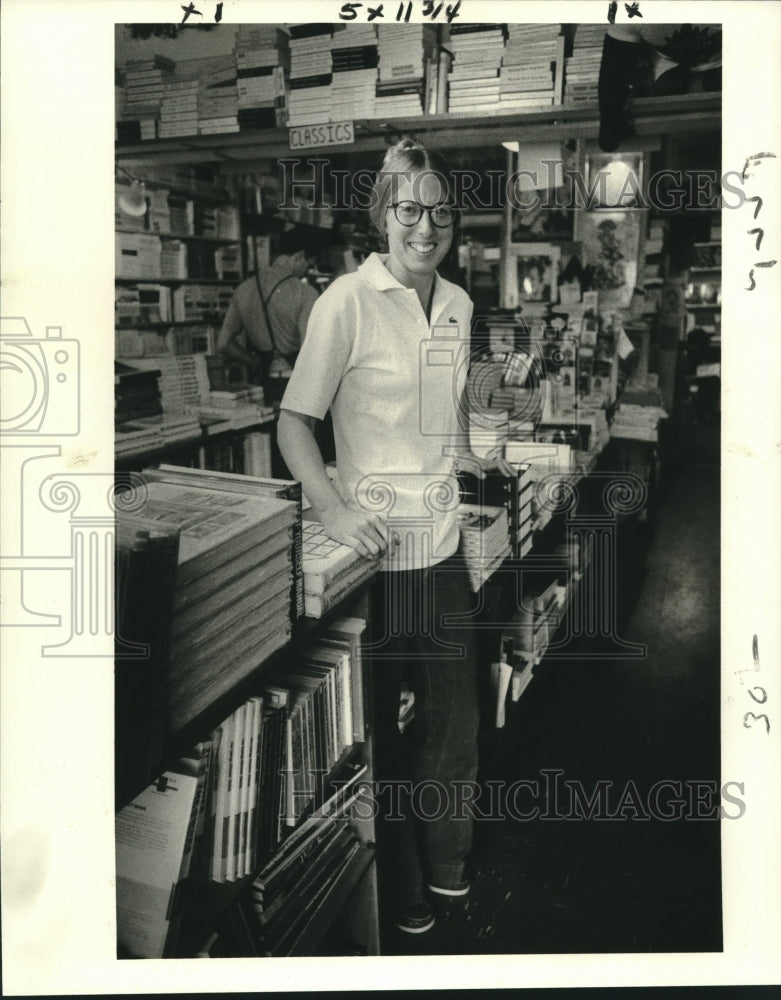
left=368, top=555, right=480, bottom=910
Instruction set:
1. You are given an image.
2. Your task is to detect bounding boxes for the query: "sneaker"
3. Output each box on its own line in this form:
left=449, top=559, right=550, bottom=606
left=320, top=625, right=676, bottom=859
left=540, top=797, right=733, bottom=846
left=427, top=877, right=471, bottom=897
left=394, top=900, right=436, bottom=934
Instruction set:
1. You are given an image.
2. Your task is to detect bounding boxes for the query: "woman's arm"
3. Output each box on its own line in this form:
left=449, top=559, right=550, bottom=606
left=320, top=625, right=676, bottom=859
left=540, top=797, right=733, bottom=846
left=277, top=408, right=391, bottom=559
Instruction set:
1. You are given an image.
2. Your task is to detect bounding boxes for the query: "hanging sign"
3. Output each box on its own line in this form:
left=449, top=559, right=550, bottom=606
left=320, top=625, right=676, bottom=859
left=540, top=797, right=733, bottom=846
left=288, top=121, right=355, bottom=151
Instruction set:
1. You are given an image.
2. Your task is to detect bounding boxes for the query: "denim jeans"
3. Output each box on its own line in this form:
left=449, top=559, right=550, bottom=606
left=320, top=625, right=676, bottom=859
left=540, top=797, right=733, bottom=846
left=368, top=554, right=480, bottom=910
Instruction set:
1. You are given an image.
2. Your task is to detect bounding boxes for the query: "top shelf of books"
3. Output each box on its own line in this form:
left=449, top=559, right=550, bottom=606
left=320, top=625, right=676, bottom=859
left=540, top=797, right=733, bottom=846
left=115, top=20, right=720, bottom=167
left=116, top=93, right=721, bottom=166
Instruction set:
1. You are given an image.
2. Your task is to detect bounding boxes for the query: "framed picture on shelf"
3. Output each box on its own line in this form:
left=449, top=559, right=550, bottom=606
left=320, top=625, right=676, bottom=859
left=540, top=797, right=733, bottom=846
left=575, top=210, right=642, bottom=308
left=584, top=150, right=645, bottom=209
left=504, top=243, right=561, bottom=309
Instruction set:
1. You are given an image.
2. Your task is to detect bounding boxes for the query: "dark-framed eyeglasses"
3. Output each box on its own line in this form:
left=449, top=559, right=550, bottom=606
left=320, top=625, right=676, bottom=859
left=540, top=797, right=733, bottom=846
left=387, top=201, right=457, bottom=228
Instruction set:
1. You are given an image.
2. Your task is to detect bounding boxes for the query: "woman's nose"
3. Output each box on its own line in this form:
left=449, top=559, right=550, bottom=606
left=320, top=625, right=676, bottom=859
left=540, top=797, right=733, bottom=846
left=415, top=209, right=435, bottom=236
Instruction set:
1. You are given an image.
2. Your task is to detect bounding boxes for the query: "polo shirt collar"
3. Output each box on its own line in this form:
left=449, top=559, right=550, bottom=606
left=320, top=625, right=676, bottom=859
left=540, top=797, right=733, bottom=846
left=358, top=252, right=457, bottom=311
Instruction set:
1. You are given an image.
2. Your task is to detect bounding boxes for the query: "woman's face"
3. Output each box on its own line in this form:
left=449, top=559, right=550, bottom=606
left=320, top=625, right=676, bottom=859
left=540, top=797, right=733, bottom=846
left=384, top=170, right=453, bottom=285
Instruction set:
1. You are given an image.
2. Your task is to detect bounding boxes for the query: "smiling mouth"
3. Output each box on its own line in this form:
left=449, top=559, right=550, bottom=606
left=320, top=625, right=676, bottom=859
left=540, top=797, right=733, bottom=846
left=408, top=242, right=437, bottom=253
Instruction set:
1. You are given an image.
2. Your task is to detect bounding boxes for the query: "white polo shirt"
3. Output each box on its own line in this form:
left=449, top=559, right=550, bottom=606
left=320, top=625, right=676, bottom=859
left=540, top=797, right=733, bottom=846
left=282, top=252, right=474, bottom=571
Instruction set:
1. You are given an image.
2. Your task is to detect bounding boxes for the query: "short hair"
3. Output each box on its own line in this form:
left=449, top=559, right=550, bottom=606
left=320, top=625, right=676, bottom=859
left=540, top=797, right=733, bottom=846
left=369, top=137, right=461, bottom=260
left=276, top=225, right=320, bottom=260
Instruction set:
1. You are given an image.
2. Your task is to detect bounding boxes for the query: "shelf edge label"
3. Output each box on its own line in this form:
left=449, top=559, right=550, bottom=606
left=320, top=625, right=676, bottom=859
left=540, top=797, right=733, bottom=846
left=288, top=121, right=355, bottom=151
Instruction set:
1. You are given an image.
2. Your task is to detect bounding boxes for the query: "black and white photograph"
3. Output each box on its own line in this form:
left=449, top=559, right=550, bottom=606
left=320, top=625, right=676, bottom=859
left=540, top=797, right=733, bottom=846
left=1, top=1, right=780, bottom=996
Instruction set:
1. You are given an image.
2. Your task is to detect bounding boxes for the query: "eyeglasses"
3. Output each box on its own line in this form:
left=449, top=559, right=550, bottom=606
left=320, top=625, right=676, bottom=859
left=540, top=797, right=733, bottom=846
left=388, top=201, right=457, bottom=228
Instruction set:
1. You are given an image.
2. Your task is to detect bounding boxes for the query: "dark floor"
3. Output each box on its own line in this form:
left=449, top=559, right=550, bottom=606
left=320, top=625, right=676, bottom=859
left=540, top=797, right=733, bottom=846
left=381, top=418, right=722, bottom=955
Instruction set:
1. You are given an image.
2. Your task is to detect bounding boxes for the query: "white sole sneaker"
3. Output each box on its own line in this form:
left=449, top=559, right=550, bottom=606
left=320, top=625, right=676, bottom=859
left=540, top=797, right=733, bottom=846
left=427, top=881, right=470, bottom=897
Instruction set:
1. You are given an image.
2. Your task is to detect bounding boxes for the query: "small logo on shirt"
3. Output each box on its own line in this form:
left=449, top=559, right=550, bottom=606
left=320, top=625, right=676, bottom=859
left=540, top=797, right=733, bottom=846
left=449, top=317, right=458, bottom=323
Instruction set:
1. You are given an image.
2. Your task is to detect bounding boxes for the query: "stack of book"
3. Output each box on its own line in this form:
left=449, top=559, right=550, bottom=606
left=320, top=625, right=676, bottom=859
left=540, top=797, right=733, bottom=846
left=457, top=503, right=511, bottom=591
left=610, top=396, right=667, bottom=443
left=115, top=517, right=180, bottom=808
left=195, top=384, right=268, bottom=429
left=158, top=76, right=200, bottom=138
left=116, top=232, right=162, bottom=279
left=263, top=638, right=359, bottom=827
left=124, top=353, right=210, bottom=414
left=164, top=325, right=216, bottom=358
left=287, top=24, right=334, bottom=126
left=459, top=465, right=534, bottom=560
left=500, top=24, right=564, bottom=109
left=301, top=520, right=382, bottom=619
left=506, top=439, right=573, bottom=479
left=196, top=54, right=240, bottom=135
left=248, top=778, right=365, bottom=957
left=122, top=54, right=177, bottom=135
left=172, top=283, right=232, bottom=322
left=159, top=238, right=188, bottom=279
left=235, top=24, right=289, bottom=131
left=115, top=412, right=203, bottom=459
left=148, top=464, right=304, bottom=622
left=116, top=328, right=166, bottom=358
left=446, top=24, right=505, bottom=114
left=131, top=477, right=298, bottom=730
left=146, top=188, right=172, bottom=234
left=115, top=360, right=163, bottom=425
left=115, top=283, right=172, bottom=326
left=564, top=24, right=605, bottom=104
left=215, top=204, right=241, bottom=239
left=330, top=25, right=379, bottom=120
left=374, top=24, right=436, bottom=117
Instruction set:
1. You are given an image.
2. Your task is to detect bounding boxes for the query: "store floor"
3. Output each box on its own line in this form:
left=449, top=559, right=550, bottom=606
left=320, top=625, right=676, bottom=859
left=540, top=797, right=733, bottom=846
left=381, top=423, right=722, bottom=955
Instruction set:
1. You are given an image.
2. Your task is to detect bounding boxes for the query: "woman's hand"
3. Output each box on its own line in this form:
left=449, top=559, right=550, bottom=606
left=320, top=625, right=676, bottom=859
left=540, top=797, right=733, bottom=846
left=457, top=450, right=517, bottom=479
left=319, top=504, right=394, bottom=560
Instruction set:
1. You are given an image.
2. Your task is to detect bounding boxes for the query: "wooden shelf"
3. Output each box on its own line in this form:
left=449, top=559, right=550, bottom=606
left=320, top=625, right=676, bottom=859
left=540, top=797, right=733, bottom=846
left=115, top=318, right=225, bottom=330
left=115, top=276, right=238, bottom=285
left=117, top=228, right=240, bottom=244
left=116, top=93, right=721, bottom=168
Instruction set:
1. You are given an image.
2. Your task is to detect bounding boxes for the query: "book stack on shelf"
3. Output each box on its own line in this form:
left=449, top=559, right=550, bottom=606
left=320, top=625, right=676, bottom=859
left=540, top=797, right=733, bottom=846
left=563, top=24, right=605, bottom=104
left=172, top=282, right=233, bottom=323
left=286, top=24, right=334, bottom=126
left=116, top=232, right=162, bottom=279
left=115, top=518, right=180, bottom=806
left=159, top=238, right=189, bottom=279
left=445, top=23, right=506, bottom=114
left=246, top=767, right=367, bottom=957
left=610, top=387, right=667, bottom=442
left=235, top=24, right=290, bottom=131
left=116, top=599, right=369, bottom=959
left=148, top=464, right=305, bottom=619
left=115, top=360, right=163, bottom=422
left=115, top=282, right=171, bottom=327
left=459, top=464, right=534, bottom=560
left=159, top=75, right=200, bottom=139
left=126, top=478, right=298, bottom=731
left=457, top=503, right=512, bottom=591
left=301, top=520, right=382, bottom=619
left=500, top=24, right=564, bottom=110
left=120, top=55, right=177, bottom=139
left=375, top=24, right=437, bottom=117
left=330, top=25, right=379, bottom=120
left=196, top=54, right=240, bottom=135
left=124, top=353, right=210, bottom=414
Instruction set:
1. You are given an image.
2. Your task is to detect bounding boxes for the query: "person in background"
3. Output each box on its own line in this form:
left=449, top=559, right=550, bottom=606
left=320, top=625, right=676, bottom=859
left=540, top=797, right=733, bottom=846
left=277, top=137, right=513, bottom=936
left=217, top=225, right=320, bottom=385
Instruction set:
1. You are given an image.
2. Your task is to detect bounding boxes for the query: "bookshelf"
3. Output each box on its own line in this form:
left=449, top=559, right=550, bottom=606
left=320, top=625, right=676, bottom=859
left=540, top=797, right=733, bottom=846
left=115, top=485, right=382, bottom=959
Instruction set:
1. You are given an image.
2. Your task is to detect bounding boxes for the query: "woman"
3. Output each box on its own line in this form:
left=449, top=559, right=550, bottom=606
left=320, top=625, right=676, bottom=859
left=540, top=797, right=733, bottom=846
left=277, top=138, right=513, bottom=935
